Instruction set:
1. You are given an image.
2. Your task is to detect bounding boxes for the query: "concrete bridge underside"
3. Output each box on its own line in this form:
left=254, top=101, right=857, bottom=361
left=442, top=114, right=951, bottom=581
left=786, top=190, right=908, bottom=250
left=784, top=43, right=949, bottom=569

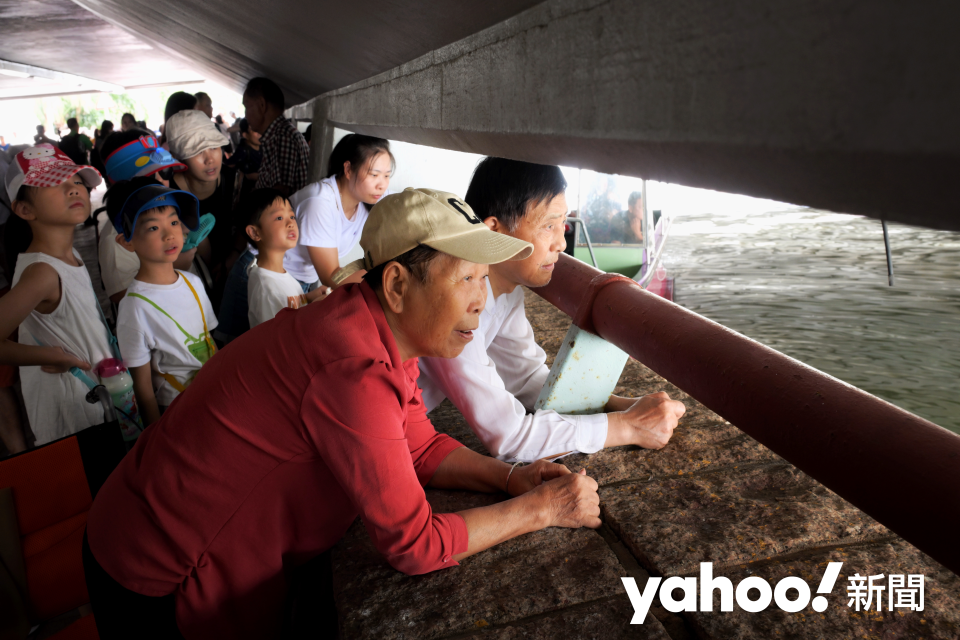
left=292, top=0, right=960, bottom=232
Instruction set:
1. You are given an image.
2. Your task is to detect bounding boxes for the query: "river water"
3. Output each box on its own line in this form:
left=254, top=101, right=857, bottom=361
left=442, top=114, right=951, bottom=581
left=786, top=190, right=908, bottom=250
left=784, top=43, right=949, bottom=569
left=661, top=208, right=960, bottom=434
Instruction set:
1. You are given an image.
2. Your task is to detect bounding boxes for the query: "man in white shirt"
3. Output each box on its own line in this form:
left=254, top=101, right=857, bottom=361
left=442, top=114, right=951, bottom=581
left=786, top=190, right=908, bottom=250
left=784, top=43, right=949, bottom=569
left=418, top=158, right=685, bottom=462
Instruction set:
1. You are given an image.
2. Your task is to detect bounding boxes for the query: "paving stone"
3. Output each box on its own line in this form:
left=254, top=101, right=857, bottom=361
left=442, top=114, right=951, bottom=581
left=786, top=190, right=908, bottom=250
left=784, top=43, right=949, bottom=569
left=601, top=464, right=889, bottom=576
left=331, top=490, right=628, bottom=639
left=464, top=596, right=671, bottom=639
left=522, top=288, right=572, bottom=332
left=537, top=332, right=567, bottom=369
left=429, top=399, right=490, bottom=456
left=688, top=539, right=960, bottom=640
left=561, top=412, right=782, bottom=486
left=559, top=357, right=782, bottom=487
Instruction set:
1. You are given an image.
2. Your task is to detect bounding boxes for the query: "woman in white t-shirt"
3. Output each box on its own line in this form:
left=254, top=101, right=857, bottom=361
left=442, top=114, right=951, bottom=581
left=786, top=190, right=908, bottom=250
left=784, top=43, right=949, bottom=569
left=285, top=134, right=394, bottom=288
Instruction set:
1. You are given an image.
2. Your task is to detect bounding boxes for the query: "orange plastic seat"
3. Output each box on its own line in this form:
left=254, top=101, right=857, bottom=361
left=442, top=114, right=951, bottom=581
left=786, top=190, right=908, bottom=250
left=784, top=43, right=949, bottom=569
left=0, top=420, right=125, bottom=631
left=48, top=612, right=100, bottom=640
left=23, top=511, right=90, bottom=619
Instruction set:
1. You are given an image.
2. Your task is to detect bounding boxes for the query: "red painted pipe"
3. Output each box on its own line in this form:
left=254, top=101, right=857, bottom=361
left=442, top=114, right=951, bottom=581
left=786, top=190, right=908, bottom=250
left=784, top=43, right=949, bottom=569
left=537, top=252, right=960, bottom=576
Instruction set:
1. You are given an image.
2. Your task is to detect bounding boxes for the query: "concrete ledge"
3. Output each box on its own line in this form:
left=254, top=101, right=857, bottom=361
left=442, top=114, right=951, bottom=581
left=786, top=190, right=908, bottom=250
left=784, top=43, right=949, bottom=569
left=326, top=290, right=958, bottom=636
left=331, top=491, right=636, bottom=639
left=602, top=464, right=889, bottom=576
left=460, top=597, right=671, bottom=639
left=688, top=540, right=960, bottom=639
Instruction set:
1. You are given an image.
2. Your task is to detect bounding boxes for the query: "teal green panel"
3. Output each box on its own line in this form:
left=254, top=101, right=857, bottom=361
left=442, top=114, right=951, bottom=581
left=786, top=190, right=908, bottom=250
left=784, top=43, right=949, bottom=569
left=573, top=246, right=642, bottom=277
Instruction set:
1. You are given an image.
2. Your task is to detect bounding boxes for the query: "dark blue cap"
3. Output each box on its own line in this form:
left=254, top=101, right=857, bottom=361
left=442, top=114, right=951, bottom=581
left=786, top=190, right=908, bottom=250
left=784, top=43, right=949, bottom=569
left=113, top=184, right=200, bottom=241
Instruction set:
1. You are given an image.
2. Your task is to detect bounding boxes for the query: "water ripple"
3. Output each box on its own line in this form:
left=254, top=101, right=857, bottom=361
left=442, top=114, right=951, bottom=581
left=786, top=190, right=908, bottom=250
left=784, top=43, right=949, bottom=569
left=665, top=209, right=960, bottom=434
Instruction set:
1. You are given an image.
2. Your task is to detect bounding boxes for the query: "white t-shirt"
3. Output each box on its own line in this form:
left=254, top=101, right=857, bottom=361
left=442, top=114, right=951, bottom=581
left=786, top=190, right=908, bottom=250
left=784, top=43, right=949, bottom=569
left=13, top=250, right=114, bottom=445
left=246, top=259, right=307, bottom=327
left=96, top=211, right=201, bottom=297
left=97, top=212, right=140, bottom=297
left=284, top=176, right=373, bottom=283
left=116, top=271, right=218, bottom=406
left=418, top=279, right=608, bottom=462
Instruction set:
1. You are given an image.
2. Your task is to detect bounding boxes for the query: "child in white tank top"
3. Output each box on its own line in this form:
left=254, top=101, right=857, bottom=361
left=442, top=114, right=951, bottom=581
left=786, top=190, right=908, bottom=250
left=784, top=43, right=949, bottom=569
left=0, top=145, right=112, bottom=445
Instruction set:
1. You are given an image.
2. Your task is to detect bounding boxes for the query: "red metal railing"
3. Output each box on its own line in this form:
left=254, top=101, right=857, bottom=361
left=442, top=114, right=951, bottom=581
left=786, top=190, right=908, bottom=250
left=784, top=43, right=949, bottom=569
left=537, top=252, right=960, bottom=576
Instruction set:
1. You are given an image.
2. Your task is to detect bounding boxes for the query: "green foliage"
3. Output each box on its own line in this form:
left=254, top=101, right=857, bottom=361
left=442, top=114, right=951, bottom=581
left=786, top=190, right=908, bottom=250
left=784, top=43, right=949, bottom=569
left=17, top=85, right=234, bottom=141
left=109, top=92, right=138, bottom=115
left=29, top=90, right=175, bottom=135
left=60, top=96, right=100, bottom=129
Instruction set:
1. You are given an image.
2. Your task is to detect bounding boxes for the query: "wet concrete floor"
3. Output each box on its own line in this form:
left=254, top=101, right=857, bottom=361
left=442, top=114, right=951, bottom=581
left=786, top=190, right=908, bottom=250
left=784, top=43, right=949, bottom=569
left=328, top=289, right=960, bottom=639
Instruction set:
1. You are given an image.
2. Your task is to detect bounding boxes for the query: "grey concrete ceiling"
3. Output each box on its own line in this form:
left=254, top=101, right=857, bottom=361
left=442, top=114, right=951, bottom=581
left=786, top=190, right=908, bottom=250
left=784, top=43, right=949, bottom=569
left=0, top=0, right=202, bottom=98
left=69, top=0, right=547, bottom=106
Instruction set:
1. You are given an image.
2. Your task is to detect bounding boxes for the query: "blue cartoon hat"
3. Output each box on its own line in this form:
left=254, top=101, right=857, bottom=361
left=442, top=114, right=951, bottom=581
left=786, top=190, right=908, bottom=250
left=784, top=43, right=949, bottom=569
left=113, top=183, right=200, bottom=241
left=104, top=135, right=186, bottom=184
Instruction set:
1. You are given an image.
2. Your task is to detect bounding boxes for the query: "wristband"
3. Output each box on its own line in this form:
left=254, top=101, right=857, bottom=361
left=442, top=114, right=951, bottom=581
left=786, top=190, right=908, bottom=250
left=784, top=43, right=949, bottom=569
left=505, top=461, right=523, bottom=494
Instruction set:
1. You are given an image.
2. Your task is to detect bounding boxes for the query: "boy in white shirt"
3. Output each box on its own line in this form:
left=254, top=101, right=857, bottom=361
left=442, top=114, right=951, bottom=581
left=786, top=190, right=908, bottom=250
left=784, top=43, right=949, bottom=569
left=418, top=158, right=686, bottom=462
left=108, top=177, right=218, bottom=426
left=244, top=188, right=329, bottom=327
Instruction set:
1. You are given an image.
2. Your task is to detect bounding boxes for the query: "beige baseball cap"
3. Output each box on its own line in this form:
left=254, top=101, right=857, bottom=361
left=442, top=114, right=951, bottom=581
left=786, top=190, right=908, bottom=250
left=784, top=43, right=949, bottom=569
left=332, top=188, right=533, bottom=285
left=165, top=109, right=229, bottom=161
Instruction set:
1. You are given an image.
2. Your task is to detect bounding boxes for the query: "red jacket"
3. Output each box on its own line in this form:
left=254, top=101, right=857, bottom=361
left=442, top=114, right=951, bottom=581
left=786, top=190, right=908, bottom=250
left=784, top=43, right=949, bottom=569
left=87, top=282, right=467, bottom=638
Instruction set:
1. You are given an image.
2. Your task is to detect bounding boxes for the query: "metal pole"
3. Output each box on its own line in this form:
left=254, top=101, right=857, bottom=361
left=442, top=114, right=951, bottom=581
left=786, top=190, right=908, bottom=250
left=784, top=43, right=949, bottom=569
left=566, top=218, right=597, bottom=268
left=882, top=220, right=895, bottom=286
left=535, top=252, right=960, bottom=576
left=641, top=179, right=655, bottom=281
left=636, top=216, right=672, bottom=289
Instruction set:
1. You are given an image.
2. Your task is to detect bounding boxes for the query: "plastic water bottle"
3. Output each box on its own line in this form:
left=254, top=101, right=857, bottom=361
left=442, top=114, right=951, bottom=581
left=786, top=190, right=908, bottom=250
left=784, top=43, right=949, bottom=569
left=96, top=358, right=143, bottom=441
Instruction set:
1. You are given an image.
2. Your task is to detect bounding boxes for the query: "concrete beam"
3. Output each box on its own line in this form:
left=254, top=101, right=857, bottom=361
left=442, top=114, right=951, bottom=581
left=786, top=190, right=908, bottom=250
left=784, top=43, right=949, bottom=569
left=292, top=0, right=960, bottom=231
left=71, top=0, right=543, bottom=107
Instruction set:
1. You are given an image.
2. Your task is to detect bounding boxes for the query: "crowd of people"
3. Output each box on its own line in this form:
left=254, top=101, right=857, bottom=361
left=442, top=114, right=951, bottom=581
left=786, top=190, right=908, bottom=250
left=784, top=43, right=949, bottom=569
left=0, top=76, right=684, bottom=638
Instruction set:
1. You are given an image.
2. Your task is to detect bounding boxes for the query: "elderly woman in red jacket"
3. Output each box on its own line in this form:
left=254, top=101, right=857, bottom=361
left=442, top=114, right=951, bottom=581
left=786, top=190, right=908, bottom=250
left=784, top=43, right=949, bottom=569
left=83, top=188, right=601, bottom=639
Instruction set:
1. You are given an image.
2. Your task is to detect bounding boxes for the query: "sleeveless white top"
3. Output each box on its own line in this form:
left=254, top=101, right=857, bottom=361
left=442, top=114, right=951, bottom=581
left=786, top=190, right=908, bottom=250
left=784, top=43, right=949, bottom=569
left=13, top=250, right=113, bottom=444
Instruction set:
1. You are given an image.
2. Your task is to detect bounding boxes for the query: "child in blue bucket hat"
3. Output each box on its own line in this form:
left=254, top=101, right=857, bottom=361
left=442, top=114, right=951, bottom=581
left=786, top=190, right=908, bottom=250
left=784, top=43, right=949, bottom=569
left=105, top=176, right=219, bottom=426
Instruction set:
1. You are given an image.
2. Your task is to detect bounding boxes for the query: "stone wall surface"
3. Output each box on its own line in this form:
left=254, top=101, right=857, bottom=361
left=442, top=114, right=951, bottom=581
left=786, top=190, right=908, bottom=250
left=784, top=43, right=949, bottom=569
left=328, top=289, right=958, bottom=638
left=688, top=540, right=960, bottom=640
left=295, top=0, right=960, bottom=232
